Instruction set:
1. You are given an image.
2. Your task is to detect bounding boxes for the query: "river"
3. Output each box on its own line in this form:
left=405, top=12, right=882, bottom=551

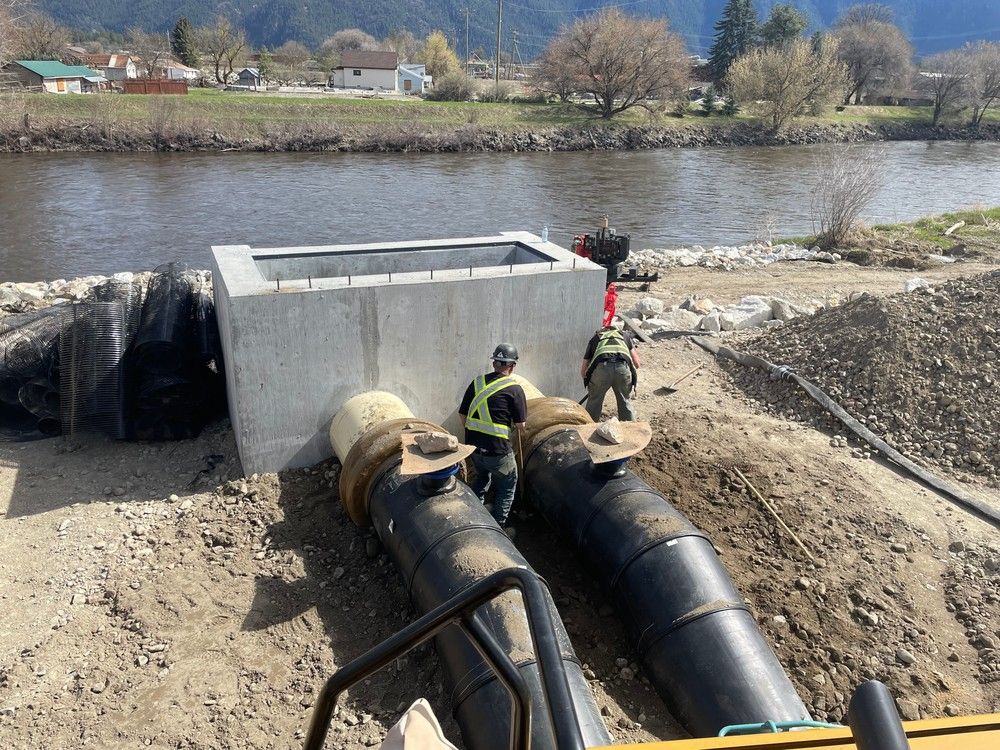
left=2, top=141, right=999, bottom=282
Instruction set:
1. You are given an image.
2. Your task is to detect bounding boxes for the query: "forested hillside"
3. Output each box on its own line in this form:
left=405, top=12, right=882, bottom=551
left=39, top=0, right=1000, bottom=55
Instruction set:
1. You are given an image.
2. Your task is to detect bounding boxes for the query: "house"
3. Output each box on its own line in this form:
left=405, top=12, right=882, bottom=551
left=236, top=67, right=263, bottom=90
left=330, top=50, right=400, bottom=91
left=73, top=53, right=137, bottom=81
left=398, top=63, right=431, bottom=94
left=2, top=60, right=105, bottom=93
left=158, top=59, right=201, bottom=81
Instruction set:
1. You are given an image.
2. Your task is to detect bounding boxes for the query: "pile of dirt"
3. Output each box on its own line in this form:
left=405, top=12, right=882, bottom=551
left=728, top=272, right=1000, bottom=487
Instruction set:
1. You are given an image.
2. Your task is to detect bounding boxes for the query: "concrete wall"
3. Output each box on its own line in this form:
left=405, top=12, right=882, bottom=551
left=212, top=233, right=606, bottom=474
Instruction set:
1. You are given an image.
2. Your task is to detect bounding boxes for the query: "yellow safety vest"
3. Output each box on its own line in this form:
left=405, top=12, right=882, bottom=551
left=592, top=329, right=630, bottom=360
left=465, top=375, right=516, bottom=439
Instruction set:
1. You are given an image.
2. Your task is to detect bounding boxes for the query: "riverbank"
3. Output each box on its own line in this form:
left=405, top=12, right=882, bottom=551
left=2, top=91, right=999, bottom=153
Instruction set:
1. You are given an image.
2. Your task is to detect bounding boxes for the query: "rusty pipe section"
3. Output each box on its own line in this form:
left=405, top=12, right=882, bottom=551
left=520, top=396, right=810, bottom=737
left=330, top=392, right=610, bottom=750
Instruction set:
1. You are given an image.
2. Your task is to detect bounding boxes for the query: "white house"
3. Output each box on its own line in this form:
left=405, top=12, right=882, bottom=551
left=159, top=59, right=201, bottom=81
left=398, top=63, right=431, bottom=94
left=330, top=50, right=400, bottom=91
left=75, top=53, right=137, bottom=81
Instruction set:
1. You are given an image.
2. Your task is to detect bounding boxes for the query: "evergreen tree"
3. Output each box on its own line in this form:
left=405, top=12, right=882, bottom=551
left=170, top=17, right=199, bottom=66
left=760, top=4, right=808, bottom=48
left=707, top=0, right=759, bottom=81
left=257, top=48, right=274, bottom=81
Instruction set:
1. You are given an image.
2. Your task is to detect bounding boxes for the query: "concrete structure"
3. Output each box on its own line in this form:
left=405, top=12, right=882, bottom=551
left=211, top=232, right=606, bottom=474
left=330, top=50, right=399, bottom=91
left=3, top=60, right=105, bottom=93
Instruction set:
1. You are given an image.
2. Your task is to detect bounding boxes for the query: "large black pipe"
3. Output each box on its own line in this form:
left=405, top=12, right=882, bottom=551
left=523, top=417, right=809, bottom=737
left=363, top=459, right=611, bottom=750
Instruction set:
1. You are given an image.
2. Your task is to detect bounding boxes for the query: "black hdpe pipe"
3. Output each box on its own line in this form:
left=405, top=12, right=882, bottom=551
left=335, top=407, right=610, bottom=750
left=848, top=681, right=911, bottom=750
left=521, top=398, right=809, bottom=738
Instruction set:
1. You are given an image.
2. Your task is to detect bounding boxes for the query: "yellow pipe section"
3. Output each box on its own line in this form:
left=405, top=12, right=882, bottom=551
left=329, top=391, right=414, bottom=463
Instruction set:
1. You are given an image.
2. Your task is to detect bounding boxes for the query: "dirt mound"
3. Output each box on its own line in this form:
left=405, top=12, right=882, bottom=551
left=730, top=272, right=1000, bottom=487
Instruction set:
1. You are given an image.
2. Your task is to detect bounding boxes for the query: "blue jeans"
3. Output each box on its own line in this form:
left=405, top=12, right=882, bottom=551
left=470, top=451, right=518, bottom=526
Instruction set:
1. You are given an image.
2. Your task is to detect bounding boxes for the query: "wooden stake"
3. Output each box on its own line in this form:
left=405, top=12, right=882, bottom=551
left=733, top=466, right=815, bottom=563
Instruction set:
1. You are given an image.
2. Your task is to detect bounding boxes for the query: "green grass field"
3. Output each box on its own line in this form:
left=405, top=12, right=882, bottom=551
left=12, top=89, right=999, bottom=134
left=871, top=207, right=1000, bottom=249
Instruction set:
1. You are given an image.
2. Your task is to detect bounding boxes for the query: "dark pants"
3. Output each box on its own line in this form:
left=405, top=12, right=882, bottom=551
left=470, top=451, right=517, bottom=526
left=586, top=359, right=636, bottom=421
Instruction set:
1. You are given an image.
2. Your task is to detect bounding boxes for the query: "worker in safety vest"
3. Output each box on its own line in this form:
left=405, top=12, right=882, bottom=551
left=458, top=343, right=527, bottom=527
left=581, top=326, right=640, bottom=421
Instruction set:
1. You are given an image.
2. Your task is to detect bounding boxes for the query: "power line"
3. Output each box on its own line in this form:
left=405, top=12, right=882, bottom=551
left=502, top=0, right=652, bottom=13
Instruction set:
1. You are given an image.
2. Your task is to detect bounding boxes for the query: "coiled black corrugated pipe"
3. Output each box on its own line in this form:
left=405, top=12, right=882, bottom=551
left=332, top=393, right=610, bottom=750
left=520, top=397, right=810, bottom=738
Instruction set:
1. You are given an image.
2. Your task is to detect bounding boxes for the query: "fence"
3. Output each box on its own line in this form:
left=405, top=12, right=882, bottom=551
left=123, top=79, right=188, bottom=95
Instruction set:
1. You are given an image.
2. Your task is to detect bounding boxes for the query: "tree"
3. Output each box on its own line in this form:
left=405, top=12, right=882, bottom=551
left=533, top=35, right=576, bottom=102
left=126, top=28, right=169, bottom=78
left=274, top=40, right=310, bottom=68
left=965, top=41, right=1000, bottom=128
left=812, top=144, right=886, bottom=246
left=537, top=9, right=689, bottom=119
left=256, top=47, right=274, bottom=81
left=918, top=51, right=971, bottom=126
left=15, top=11, right=71, bottom=61
left=196, top=16, right=247, bottom=84
left=383, top=30, right=420, bottom=63
left=727, top=37, right=849, bottom=132
left=833, top=5, right=912, bottom=104
left=425, top=70, right=474, bottom=101
left=1, top=0, right=28, bottom=68
left=700, top=84, right=719, bottom=115
left=760, top=4, right=807, bottom=48
left=708, top=0, right=758, bottom=81
left=317, top=28, right=376, bottom=68
left=170, top=17, right=198, bottom=67
left=417, top=30, right=459, bottom=79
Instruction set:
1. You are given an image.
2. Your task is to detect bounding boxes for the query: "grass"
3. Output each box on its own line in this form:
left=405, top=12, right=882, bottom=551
left=12, top=90, right=1000, bottom=134
left=785, top=207, right=1000, bottom=251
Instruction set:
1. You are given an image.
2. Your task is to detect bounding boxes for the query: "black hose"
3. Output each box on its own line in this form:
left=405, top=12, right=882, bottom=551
left=693, top=337, right=1000, bottom=530
left=848, top=680, right=911, bottom=750
left=524, top=428, right=809, bottom=737
left=365, top=462, right=611, bottom=750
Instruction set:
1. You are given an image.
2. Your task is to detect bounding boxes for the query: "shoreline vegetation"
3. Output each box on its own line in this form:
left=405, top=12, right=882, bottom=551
left=2, top=91, right=1000, bottom=154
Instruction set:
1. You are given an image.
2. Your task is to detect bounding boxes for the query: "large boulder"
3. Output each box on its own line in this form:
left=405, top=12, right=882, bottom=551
left=719, top=296, right=773, bottom=331
left=632, top=297, right=665, bottom=319
left=642, top=309, right=703, bottom=332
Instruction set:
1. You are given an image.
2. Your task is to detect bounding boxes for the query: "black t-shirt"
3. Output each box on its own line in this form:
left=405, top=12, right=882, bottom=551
left=584, top=329, right=635, bottom=362
left=459, top=371, right=527, bottom=455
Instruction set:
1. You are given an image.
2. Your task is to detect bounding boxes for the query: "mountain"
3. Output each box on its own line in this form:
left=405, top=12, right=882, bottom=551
left=39, top=0, right=1000, bottom=56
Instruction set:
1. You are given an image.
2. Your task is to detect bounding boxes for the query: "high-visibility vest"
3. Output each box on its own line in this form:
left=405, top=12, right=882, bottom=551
left=464, top=375, right=516, bottom=439
left=592, top=329, right=630, bottom=361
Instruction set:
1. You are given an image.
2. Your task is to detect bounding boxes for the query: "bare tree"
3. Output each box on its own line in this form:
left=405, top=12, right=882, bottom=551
left=14, top=11, right=71, bottom=61
left=533, top=35, right=576, bottom=102
left=273, top=40, right=310, bottom=68
left=537, top=9, right=689, bottom=119
left=383, top=30, right=420, bottom=63
left=197, top=16, right=247, bottom=84
left=965, top=41, right=1000, bottom=128
left=0, top=0, right=28, bottom=68
left=317, top=28, right=376, bottom=69
left=126, top=28, right=169, bottom=78
left=832, top=6, right=912, bottom=104
left=811, top=144, right=886, bottom=247
left=919, top=51, right=972, bottom=126
left=727, top=37, right=849, bottom=132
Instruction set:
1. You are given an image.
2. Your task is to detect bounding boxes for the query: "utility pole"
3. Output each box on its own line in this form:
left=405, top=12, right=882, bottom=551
left=494, top=0, right=503, bottom=87
left=464, top=8, right=470, bottom=76
left=508, top=30, right=519, bottom=79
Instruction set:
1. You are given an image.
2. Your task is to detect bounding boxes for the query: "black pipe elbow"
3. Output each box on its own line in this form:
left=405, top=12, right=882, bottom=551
left=524, top=427, right=809, bottom=737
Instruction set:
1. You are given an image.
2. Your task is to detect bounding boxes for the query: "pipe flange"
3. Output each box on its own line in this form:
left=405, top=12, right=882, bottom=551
left=339, top=418, right=443, bottom=526
left=522, top=397, right=592, bottom=455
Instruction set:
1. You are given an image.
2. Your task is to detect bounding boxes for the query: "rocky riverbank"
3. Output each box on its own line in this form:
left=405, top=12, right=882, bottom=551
left=3, top=119, right=1000, bottom=154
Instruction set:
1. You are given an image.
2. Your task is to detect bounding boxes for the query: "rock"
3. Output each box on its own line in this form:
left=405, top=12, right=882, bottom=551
left=179, top=499, right=193, bottom=510
left=896, top=698, right=921, bottom=721
left=769, top=298, right=800, bottom=322
left=633, top=297, right=665, bottom=319
left=596, top=419, right=624, bottom=444
left=642, top=309, right=703, bottom=331
left=944, top=704, right=959, bottom=716
left=619, top=667, right=634, bottom=680
left=719, top=296, right=774, bottom=331
left=896, top=649, right=916, bottom=666
left=70, top=593, right=86, bottom=605
left=680, top=296, right=716, bottom=315
left=795, top=577, right=811, bottom=590
left=890, top=542, right=908, bottom=553
left=414, top=431, right=458, bottom=454
left=701, top=312, right=722, bottom=333
left=903, top=277, right=930, bottom=293
left=948, top=541, right=965, bottom=553
left=333, top=566, right=345, bottom=579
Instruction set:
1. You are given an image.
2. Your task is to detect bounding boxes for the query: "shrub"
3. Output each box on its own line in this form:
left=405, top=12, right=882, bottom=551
left=426, top=71, right=475, bottom=101
left=479, top=80, right=514, bottom=103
